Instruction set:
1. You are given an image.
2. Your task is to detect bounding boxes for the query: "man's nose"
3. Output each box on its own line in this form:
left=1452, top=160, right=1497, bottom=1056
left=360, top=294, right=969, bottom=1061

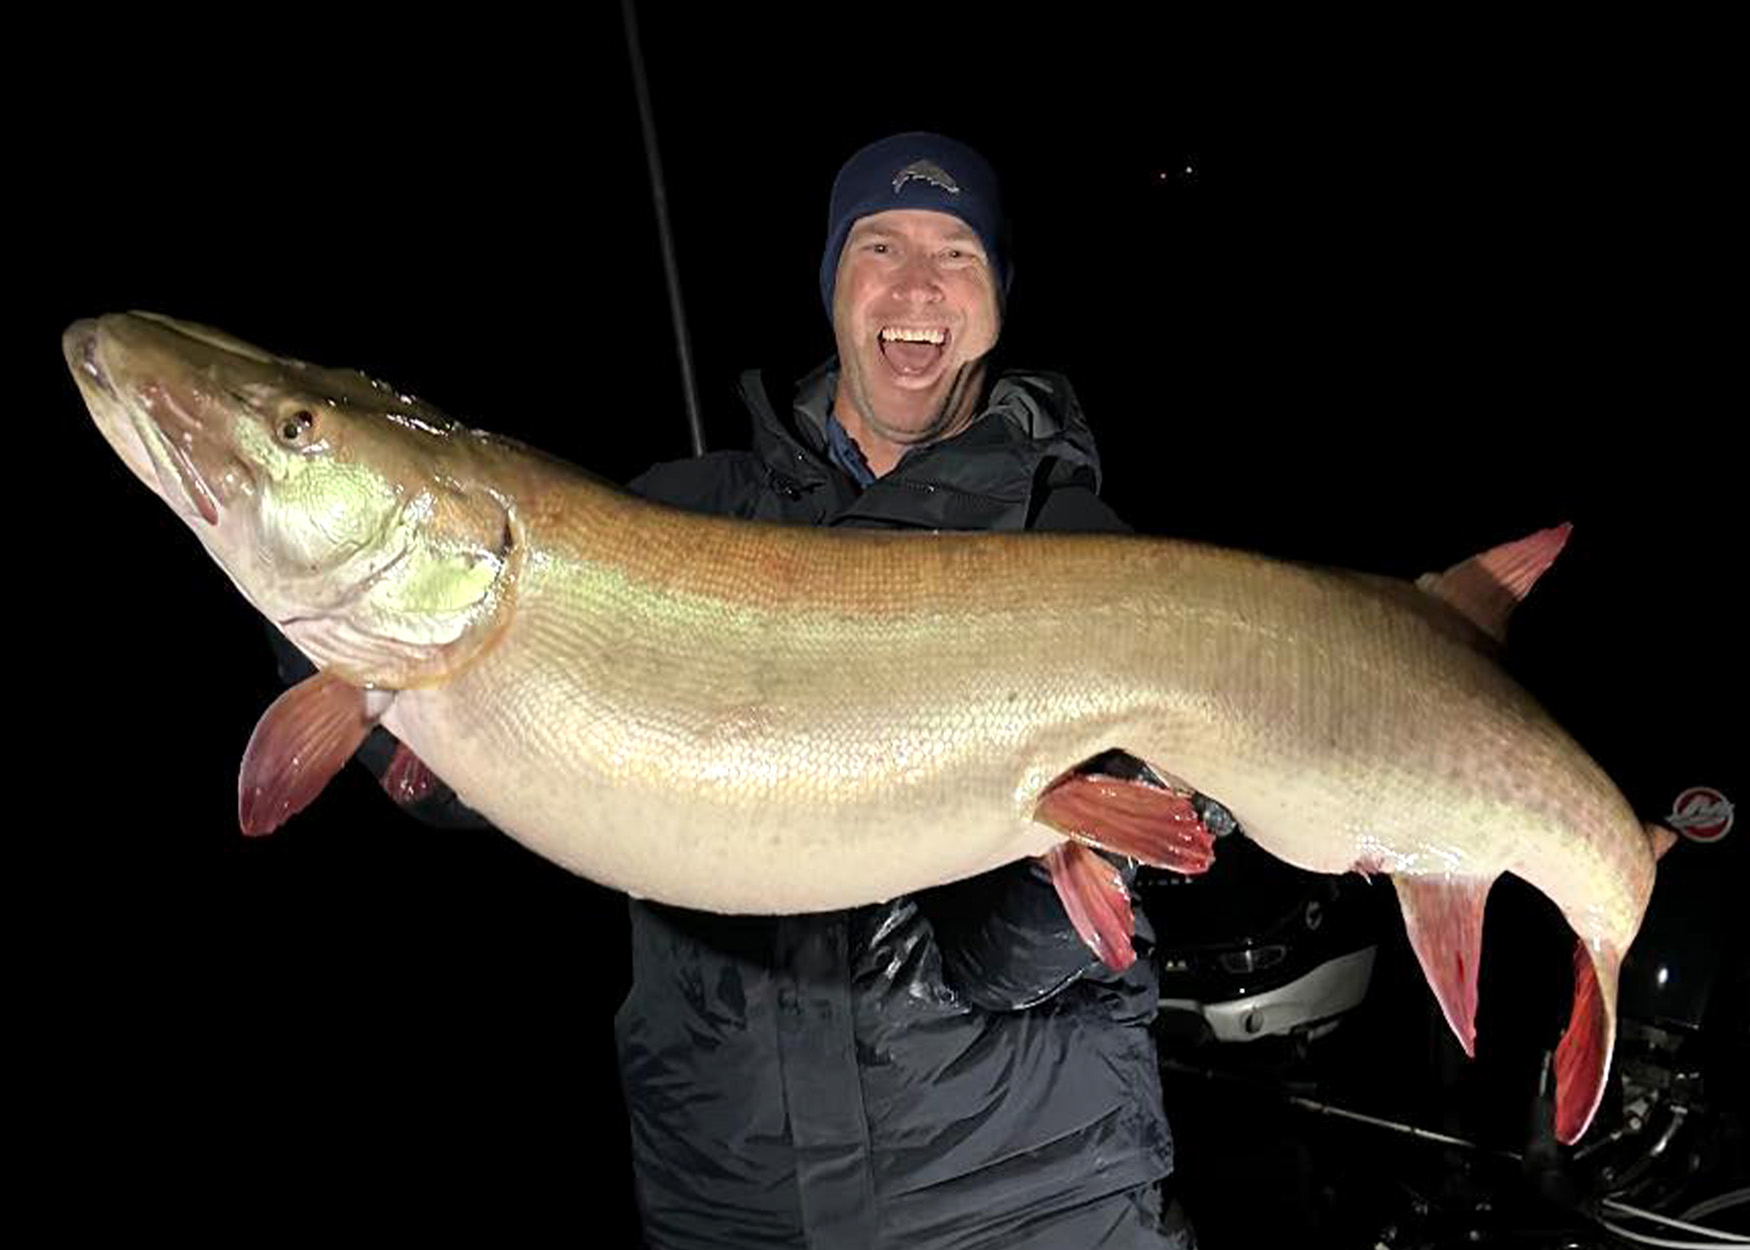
left=889, top=256, right=943, bottom=302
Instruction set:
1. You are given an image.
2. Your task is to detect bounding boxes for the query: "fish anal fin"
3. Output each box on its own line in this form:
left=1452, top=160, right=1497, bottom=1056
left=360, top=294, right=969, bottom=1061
left=238, top=672, right=378, bottom=836
left=1416, top=522, right=1573, bottom=643
left=382, top=742, right=441, bottom=806
left=1041, top=843, right=1136, bottom=971
left=1390, top=873, right=1496, bottom=1057
left=1033, top=772, right=1216, bottom=875
left=1554, top=938, right=1619, bottom=1145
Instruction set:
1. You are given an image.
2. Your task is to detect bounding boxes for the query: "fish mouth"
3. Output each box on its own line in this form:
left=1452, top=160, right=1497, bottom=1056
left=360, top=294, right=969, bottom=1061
left=66, top=317, right=225, bottom=527
left=139, top=380, right=222, bottom=526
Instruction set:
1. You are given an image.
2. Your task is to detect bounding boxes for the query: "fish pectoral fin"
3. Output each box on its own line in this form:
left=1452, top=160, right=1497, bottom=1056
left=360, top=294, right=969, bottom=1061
left=1390, top=873, right=1496, bottom=1057
left=1041, top=843, right=1137, bottom=972
left=238, top=671, right=379, bottom=835
left=1555, top=938, right=1620, bottom=1145
left=381, top=741, right=441, bottom=806
left=1032, top=771, right=1217, bottom=875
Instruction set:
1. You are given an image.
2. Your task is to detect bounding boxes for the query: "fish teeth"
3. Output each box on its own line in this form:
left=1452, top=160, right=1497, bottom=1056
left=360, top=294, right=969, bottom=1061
left=880, top=326, right=947, bottom=344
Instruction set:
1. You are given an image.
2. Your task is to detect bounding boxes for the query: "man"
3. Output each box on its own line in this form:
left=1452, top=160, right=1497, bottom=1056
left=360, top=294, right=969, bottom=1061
left=269, top=131, right=1193, bottom=1249
left=615, top=133, right=1194, bottom=1249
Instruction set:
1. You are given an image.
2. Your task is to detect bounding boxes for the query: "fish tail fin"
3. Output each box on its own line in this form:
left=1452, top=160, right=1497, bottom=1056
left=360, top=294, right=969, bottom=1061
left=1546, top=821, right=1669, bottom=1143
left=1554, top=938, right=1621, bottom=1145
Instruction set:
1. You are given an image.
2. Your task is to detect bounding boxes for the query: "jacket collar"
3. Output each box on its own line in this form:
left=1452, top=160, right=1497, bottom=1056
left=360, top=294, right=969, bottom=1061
left=738, top=358, right=1104, bottom=512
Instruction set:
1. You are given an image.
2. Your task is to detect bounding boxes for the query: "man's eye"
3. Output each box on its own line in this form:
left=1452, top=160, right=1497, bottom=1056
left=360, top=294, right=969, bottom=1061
left=868, top=243, right=890, bottom=254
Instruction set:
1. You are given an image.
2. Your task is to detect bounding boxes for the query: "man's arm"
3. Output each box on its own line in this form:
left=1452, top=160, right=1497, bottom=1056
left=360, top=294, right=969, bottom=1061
left=1028, top=480, right=1133, bottom=534
left=918, top=854, right=1147, bottom=1011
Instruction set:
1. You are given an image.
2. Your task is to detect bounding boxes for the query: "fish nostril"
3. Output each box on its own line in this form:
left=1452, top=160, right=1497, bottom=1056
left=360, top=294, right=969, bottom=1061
left=80, top=333, right=120, bottom=401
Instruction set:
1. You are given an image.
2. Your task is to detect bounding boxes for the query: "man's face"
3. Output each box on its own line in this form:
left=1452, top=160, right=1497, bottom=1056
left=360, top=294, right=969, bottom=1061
left=830, top=209, right=1002, bottom=462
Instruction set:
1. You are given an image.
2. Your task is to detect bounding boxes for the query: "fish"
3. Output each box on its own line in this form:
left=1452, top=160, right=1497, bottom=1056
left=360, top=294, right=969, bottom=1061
left=65, top=310, right=1674, bottom=1144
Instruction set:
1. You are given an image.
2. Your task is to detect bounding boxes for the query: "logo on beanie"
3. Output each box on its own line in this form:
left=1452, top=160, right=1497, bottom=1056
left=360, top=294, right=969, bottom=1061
left=892, top=159, right=961, bottom=196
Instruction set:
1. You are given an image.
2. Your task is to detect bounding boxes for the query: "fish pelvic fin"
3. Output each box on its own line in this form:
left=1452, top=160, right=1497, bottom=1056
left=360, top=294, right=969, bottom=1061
left=1389, top=872, right=1496, bottom=1057
left=238, top=672, right=380, bottom=835
left=1555, top=938, right=1621, bottom=1145
left=1041, top=844, right=1138, bottom=972
left=1033, top=765, right=1219, bottom=971
left=1032, top=770, right=1218, bottom=875
left=1416, top=522, right=1572, bottom=644
left=382, top=741, right=441, bottom=806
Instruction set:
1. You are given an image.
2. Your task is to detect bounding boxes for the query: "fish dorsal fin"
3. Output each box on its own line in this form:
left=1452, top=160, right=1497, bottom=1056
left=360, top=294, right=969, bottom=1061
left=1415, top=523, right=1573, bottom=644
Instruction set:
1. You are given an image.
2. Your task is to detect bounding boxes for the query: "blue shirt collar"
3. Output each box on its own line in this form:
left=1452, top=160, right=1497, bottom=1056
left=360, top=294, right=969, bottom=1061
left=823, top=404, right=878, bottom=490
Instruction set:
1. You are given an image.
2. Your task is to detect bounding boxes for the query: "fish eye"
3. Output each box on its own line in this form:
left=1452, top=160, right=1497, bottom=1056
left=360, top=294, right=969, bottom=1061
left=279, top=409, right=317, bottom=444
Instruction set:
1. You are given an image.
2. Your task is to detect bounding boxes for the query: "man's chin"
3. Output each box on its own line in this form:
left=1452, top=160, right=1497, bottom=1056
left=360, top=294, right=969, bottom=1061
left=865, top=379, right=953, bottom=427
left=879, top=370, right=950, bottom=396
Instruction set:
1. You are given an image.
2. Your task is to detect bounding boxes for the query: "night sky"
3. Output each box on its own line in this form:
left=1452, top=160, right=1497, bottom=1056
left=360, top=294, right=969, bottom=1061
left=23, top=11, right=1739, bottom=1242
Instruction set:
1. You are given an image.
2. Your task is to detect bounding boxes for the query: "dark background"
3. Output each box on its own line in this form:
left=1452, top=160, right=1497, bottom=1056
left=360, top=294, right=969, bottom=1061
left=21, top=9, right=1739, bottom=1243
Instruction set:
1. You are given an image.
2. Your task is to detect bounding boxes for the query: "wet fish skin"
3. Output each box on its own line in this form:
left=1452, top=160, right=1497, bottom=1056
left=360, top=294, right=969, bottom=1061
left=65, top=312, right=1669, bottom=1143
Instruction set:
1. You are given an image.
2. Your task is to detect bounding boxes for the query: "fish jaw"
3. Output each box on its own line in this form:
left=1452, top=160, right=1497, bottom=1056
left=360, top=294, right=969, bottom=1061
left=65, top=317, right=239, bottom=531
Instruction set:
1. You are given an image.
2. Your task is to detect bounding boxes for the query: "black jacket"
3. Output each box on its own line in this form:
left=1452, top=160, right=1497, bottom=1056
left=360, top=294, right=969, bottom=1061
left=616, top=361, right=1177, bottom=1249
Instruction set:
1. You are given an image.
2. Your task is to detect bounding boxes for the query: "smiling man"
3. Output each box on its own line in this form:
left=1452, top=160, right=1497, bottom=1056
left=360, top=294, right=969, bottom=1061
left=617, top=133, right=1196, bottom=1249
left=829, top=208, right=1002, bottom=473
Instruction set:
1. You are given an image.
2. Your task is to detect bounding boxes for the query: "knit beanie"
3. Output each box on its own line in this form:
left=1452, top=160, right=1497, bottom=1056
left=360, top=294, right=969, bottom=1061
left=819, top=131, right=1009, bottom=318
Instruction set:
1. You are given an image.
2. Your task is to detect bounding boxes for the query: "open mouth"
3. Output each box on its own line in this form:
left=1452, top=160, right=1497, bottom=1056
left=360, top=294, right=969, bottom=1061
left=878, top=325, right=950, bottom=378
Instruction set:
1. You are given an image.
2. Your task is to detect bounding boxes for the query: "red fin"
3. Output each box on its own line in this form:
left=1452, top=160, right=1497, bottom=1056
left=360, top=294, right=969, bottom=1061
left=1646, top=822, right=1679, bottom=861
left=1042, top=843, right=1136, bottom=971
left=1416, top=522, right=1572, bottom=643
left=1390, top=873, right=1495, bottom=1057
left=382, top=742, right=440, bottom=806
left=238, top=672, right=377, bottom=836
left=1554, top=939, right=1619, bottom=1144
left=1033, top=773, right=1216, bottom=874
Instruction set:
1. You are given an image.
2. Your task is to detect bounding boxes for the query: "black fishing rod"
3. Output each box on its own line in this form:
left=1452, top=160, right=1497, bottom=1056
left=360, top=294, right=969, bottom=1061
left=620, top=0, right=707, bottom=457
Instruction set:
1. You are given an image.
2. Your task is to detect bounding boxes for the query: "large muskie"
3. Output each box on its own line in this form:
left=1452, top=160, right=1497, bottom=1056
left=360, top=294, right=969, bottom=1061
left=67, top=312, right=1673, bottom=1143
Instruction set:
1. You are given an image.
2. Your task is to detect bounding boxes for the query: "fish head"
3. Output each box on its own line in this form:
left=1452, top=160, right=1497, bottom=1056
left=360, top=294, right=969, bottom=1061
left=66, top=312, right=519, bottom=689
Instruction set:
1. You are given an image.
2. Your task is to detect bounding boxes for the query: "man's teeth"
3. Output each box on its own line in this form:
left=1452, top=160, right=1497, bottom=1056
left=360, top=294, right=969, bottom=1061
left=880, top=327, right=947, bottom=344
